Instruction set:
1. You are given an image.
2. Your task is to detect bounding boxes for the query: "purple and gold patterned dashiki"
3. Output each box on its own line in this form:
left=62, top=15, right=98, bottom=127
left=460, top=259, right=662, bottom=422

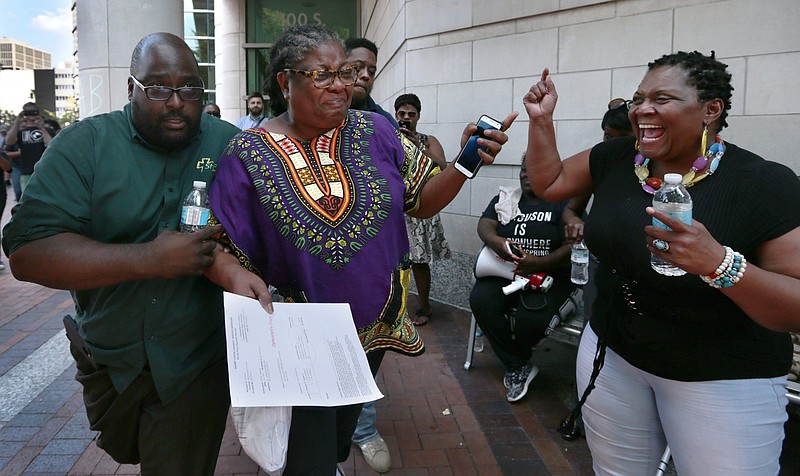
left=209, top=110, right=439, bottom=356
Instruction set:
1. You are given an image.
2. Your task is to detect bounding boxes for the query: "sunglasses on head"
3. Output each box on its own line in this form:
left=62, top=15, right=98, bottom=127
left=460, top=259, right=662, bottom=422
left=608, top=98, right=633, bottom=111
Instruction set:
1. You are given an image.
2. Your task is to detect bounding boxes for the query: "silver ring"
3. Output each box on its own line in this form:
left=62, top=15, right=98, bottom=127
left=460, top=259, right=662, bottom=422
left=653, top=239, right=670, bottom=252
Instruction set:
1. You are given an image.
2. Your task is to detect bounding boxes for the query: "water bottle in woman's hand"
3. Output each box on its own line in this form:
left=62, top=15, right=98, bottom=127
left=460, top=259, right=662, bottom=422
left=651, top=173, right=692, bottom=276
left=571, top=241, right=589, bottom=285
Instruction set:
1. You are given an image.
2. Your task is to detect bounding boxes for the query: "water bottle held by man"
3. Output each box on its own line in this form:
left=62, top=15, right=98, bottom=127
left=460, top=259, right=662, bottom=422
left=651, top=173, right=692, bottom=276
left=180, top=181, right=210, bottom=233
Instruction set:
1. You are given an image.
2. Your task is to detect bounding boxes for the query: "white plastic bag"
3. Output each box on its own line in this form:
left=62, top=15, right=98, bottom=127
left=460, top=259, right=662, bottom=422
left=231, top=406, right=292, bottom=475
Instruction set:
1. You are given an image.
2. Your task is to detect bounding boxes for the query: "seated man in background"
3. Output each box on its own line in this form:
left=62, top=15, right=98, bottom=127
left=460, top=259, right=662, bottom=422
left=470, top=155, right=573, bottom=402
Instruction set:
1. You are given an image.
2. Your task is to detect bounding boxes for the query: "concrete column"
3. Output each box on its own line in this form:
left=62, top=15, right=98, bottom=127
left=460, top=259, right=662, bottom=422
left=76, top=0, right=182, bottom=118
left=216, top=0, right=247, bottom=122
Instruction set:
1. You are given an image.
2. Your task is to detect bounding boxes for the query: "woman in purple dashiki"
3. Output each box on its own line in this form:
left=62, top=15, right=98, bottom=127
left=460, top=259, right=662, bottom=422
left=203, top=25, right=514, bottom=476
left=212, top=108, right=427, bottom=356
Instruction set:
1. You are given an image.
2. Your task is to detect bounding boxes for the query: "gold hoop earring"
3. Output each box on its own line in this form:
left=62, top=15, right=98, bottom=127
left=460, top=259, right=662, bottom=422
left=699, top=123, right=708, bottom=157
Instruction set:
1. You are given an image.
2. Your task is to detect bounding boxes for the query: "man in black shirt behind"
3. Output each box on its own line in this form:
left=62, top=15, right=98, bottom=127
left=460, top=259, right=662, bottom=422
left=4, top=103, right=54, bottom=196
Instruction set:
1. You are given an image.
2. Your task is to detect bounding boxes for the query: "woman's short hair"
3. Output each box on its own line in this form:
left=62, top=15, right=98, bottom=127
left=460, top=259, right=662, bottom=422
left=648, top=50, right=733, bottom=130
left=263, top=25, right=345, bottom=117
left=601, top=106, right=633, bottom=133
left=394, top=93, right=421, bottom=113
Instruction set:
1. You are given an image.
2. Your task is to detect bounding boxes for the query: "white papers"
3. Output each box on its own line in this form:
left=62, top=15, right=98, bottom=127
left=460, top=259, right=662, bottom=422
left=223, top=292, right=384, bottom=407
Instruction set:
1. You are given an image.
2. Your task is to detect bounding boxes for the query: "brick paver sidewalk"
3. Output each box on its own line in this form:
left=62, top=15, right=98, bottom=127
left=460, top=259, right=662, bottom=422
left=0, top=270, right=594, bottom=475
left=4, top=193, right=796, bottom=475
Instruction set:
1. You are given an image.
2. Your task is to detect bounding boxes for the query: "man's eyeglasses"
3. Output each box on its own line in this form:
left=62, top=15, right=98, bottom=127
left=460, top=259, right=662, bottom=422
left=130, top=76, right=205, bottom=101
left=608, top=98, right=633, bottom=111
left=284, top=66, right=358, bottom=89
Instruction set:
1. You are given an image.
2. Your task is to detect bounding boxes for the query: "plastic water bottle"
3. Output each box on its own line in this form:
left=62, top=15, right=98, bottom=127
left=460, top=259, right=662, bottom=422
left=474, top=326, right=484, bottom=353
left=570, top=241, right=589, bottom=285
left=651, top=173, right=692, bottom=276
left=180, top=181, right=210, bottom=233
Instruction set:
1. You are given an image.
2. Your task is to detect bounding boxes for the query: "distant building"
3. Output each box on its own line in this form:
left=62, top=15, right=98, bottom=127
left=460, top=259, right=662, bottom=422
left=54, top=62, right=78, bottom=119
left=0, top=38, right=52, bottom=70
left=0, top=39, right=76, bottom=118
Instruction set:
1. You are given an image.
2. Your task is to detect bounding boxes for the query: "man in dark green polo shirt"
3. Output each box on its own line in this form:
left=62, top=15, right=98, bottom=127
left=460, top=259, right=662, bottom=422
left=2, top=32, right=240, bottom=475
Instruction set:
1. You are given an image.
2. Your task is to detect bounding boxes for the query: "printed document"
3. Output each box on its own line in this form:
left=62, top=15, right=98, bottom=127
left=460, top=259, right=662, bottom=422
left=223, top=292, right=384, bottom=407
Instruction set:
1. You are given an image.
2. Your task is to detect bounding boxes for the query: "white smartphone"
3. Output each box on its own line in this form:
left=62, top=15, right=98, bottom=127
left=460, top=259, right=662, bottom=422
left=453, top=114, right=503, bottom=179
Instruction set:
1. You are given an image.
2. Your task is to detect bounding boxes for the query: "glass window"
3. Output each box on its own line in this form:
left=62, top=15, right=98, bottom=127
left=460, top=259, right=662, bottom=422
left=244, top=0, right=358, bottom=97
left=184, top=2, right=214, bottom=91
left=246, top=47, right=270, bottom=97
left=185, top=0, right=214, bottom=10
left=202, top=91, right=216, bottom=105
left=199, top=65, right=215, bottom=91
left=186, top=39, right=215, bottom=64
left=185, top=12, right=213, bottom=37
left=246, top=0, right=357, bottom=44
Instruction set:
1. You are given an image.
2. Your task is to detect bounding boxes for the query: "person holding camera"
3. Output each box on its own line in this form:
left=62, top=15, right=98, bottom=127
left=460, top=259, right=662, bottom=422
left=0, top=147, right=10, bottom=270
left=469, top=154, right=572, bottom=402
left=4, top=103, right=54, bottom=196
left=394, top=93, right=451, bottom=325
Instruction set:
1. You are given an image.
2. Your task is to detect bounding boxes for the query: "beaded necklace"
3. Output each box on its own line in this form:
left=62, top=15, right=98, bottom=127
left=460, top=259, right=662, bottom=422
left=634, top=134, right=725, bottom=194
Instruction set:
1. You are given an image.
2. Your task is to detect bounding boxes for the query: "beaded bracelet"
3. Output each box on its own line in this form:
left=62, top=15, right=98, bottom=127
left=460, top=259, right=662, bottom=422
left=701, top=246, right=747, bottom=289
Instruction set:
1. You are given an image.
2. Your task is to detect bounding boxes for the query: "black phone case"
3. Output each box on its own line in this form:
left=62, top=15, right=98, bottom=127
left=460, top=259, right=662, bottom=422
left=454, top=115, right=502, bottom=178
left=63, top=315, right=96, bottom=368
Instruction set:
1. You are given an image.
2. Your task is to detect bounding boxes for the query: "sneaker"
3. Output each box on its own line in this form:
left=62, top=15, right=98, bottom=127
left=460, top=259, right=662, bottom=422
left=358, top=435, right=392, bottom=473
left=506, top=364, right=539, bottom=402
left=335, top=463, right=346, bottom=476
left=502, top=364, right=529, bottom=388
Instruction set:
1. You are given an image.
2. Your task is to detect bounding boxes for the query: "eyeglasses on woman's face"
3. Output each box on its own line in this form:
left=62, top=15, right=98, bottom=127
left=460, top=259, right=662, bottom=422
left=284, top=66, right=358, bottom=89
left=608, top=98, right=633, bottom=111
left=130, top=76, right=205, bottom=101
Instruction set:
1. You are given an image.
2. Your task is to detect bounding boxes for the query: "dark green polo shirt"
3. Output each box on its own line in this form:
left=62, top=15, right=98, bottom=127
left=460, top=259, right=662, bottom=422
left=3, top=104, right=240, bottom=403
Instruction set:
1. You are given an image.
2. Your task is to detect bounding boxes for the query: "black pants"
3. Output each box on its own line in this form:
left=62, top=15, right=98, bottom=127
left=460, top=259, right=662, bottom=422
left=283, top=349, right=385, bottom=476
left=70, top=342, right=230, bottom=476
left=470, top=277, right=571, bottom=370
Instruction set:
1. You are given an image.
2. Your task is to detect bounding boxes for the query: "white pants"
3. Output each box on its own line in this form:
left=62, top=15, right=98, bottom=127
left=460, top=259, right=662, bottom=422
left=577, top=324, right=788, bottom=476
